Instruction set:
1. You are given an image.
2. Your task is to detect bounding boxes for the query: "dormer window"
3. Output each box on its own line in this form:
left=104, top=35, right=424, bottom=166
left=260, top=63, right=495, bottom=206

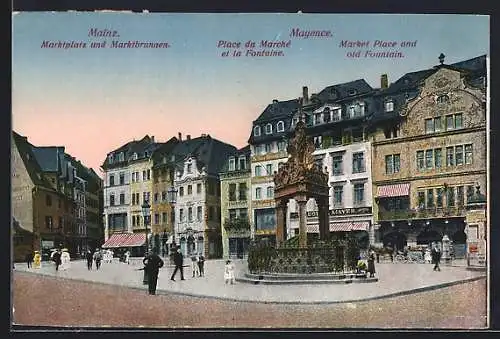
left=348, top=89, right=357, bottom=96
left=276, top=121, right=285, bottom=132
left=171, top=155, right=175, bottom=162
left=323, top=107, right=331, bottom=123
left=332, top=108, right=341, bottom=121
left=132, top=152, right=138, bottom=160
left=108, top=154, right=114, bottom=164
left=187, top=163, right=192, bottom=174
left=253, top=126, right=261, bottom=137
left=385, top=100, right=394, bottom=112
left=265, top=123, right=273, bottom=134
left=228, top=157, right=235, bottom=171
left=144, top=151, right=149, bottom=157
left=238, top=156, right=246, bottom=170
left=162, top=157, right=167, bottom=164
left=118, top=152, right=124, bottom=162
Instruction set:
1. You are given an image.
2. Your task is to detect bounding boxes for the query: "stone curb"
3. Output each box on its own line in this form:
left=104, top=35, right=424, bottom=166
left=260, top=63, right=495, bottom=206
left=13, top=270, right=485, bottom=305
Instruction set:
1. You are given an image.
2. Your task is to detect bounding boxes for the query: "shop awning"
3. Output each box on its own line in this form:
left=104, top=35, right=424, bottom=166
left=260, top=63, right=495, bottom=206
left=377, top=183, right=410, bottom=198
left=351, top=221, right=369, bottom=231
left=102, top=233, right=130, bottom=248
left=121, top=233, right=146, bottom=247
left=330, top=222, right=353, bottom=232
left=306, top=224, right=319, bottom=233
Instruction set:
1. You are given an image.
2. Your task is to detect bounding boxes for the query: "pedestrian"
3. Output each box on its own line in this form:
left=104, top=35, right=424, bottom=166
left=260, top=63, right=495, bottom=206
left=191, top=254, right=200, bottom=277
left=86, top=249, right=93, bottom=270
left=224, top=260, right=235, bottom=284
left=143, top=249, right=164, bottom=295
left=93, top=248, right=103, bottom=270
left=367, top=250, right=376, bottom=278
left=170, top=247, right=185, bottom=281
left=432, top=244, right=442, bottom=271
left=198, top=253, right=205, bottom=277
left=52, top=249, right=62, bottom=271
left=124, top=250, right=130, bottom=264
left=60, top=248, right=71, bottom=270
left=25, top=252, right=33, bottom=269
left=33, top=251, right=41, bottom=269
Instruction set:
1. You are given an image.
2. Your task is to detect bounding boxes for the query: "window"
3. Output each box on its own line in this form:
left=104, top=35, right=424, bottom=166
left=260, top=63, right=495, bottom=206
left=333, top=186, right=343, bottom=207
left=142, top=170, right=146, bottom=181
left=455, top=145, right=464, bottom=165
left=417, top=191, right=426, bottom=209
left=265, top=123, right=273, bottom=134
left=187, top=164, right=192, bottom=174
left=132, top=193, right=136, bottom=205
left=239, top=183, right=247, bottom=200
left=154, top=213, right=160, bottom=225
left=385, top=100, right=394, bottom=112
left=208, top=206, right=215, bottom=221
left=119, top=193, right=125, bottom=205
left=457, top=186, right=464, bottom=207
left=45, top=216, right=53, bottom=230
left=188, top=207, right=193, bottom=222
left=425, top=119, right=434, bottom=134
left=417, top=151, right=425, bottom=171
left=435, top=148, right=442, bottom=168
left=265, top=143, right=272, bottom=153
left=109, top=175, right=115, bottom=186
left=239, top=208, right=248, bottom=220
left=348, top=105, right=355, bottom=117
left=162, top=212, right=168, bottom=224
left=228, top=157, right=235, bottom=171
left=197, top=183, right=202, bottom=194
left=229, top=209, right=237, bottom=221
left=255, top=187, right=262, bottom=199
left=466, top=185, right=475, bottom=203
left=135, top=193, right=140, bottom=205
left=385, top=154, right=400, bottom=174
left=446, top=115, right=454, bottom=130
left=132, top=216, right=136, bottom=227
left=446, top=147, right=454, bottom=166
left=197, top=206, right=203, bottom=221
left=332, top=155, right=343, bottom=175
left=447, top=187, right=455, bottom=207
left=434, top=117, right=442, bottom=132
left=266, top=186, right=274, bottom=198
left=342, top=130, right=352, bottom=144
left=266, top=164, right=273, bottom=175
left=465, top=144, right=473, bottom=164
left=427, top=189, right=434, bottom=208
left=110, top=194, right=115, bottom=206
left=255, top=165, right=262, bottom=177
left=118, top=152, right=124, bottom=162
left=323, top=109, right=331, bottom=123
left=131, top=172, right=135, bottom=182
left=233, top=157, right=244, bottom=172
left=277, top=121, right=285, bottom=132
left=119, top=172, right=125, bottom=185
left=147, top=169, right=151, bottom=180
left=436, top=188, right=444, bottom=208
left=437, top=94, right=449, bottom=104
left=143, top=192, right=150, bottom=203
left=425, top=150, right=434, bottom=169
left=154, top=193, right=159, bottom=203
left=455, top=113, right=463, bottom=129
left=46, top=195, right=52, bottom=206
left=352, top=152, right=365, bottom=173
left=353, top=183, right=364, bottom=205
left=229, top=183, right=237, bottom=201
left=253, top=126, right=261, bottom=136
left=179, top=208, right=184, bottom=222
left=108, top=154, right=114, bottom=164
left=187, top=185, right=192, bottom=195
left=179, top=187, right=184, bottom=196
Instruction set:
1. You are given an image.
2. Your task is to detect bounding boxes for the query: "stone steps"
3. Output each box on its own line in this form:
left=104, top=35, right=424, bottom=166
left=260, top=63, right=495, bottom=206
left=236, top=272, right=378, bottom=285
left=236, top=276, right=378, bottom=285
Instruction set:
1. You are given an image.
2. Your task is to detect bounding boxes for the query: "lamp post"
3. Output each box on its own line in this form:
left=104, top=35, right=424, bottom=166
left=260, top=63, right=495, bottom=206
left=167, top=186, right=178, bottom=250
left=141, top=200, right=151, bottom=256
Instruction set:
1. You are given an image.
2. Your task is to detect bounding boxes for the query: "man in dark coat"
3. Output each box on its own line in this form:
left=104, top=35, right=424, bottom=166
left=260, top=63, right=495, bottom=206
left=367, top=250, right=376, bottom=277
left=431, top=244, right=442, bottom=271
left=170, top=248, right=185, bottom=281
left=86, top=250, right=93, bottom=270
left=52, top=249, right=62, bottom=271
left=25, top=252, right=33, bottom=268
left=143, top=249, right=164, bottom=295
left=198, top=253, right=205, bottom=277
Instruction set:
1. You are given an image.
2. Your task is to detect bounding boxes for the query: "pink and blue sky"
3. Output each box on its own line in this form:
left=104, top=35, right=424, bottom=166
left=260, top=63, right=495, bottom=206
left=12, top=13, right=489, bottom=174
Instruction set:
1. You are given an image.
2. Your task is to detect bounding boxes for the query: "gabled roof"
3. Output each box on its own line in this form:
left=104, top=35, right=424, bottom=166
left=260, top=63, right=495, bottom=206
left=317, top=79, right=373, bottom=102
left=253, top=99, right=301, bottom=123
left=151, top=137, right=180, bottom=166
left=101, top=135, right=157, bottom=169
left=12, top=132, right=54, bottom=190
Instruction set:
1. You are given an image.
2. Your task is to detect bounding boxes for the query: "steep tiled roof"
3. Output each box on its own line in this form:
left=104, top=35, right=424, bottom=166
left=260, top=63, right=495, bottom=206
left=219, top=145, right=251, bottom=173
left=31, top=146, right=65, bottom=172
left=12, top=132, right=54, bottom=190
left=254, top=99, right=300, bottom=123
left=317, top=79, right=373, bottom=102
left=101, top=135, right=157, bottom=169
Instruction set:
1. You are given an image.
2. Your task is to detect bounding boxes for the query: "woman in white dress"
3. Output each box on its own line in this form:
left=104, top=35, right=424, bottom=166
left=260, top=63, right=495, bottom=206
left=60, top=248, right=71, bottom=270
left=224, top=260, right=235, bottom=284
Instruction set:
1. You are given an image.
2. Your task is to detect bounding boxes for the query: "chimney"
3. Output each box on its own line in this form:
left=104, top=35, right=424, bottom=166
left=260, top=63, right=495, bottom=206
left=201, top=133, right=207, bottom=137
left=302, top=86, right=309, bottom=104
left=381, top=74, right=389, bottom=89
left=178, top=132, right=182, bottom=141
left=151, top=135, right=155, bottom=143
left=186, top=134, right=191, bottom=141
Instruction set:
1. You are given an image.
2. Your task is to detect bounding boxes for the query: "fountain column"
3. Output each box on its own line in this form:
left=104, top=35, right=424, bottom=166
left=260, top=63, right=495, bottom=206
left=297, top=195, right=308, bottom=248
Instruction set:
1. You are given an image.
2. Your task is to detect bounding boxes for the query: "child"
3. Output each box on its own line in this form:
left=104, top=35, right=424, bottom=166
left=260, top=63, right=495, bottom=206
left=224, top=260, right=235, bottom=284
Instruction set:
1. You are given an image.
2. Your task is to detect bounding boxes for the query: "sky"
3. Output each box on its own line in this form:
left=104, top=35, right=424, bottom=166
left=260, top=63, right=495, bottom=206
left=12, top=13, right=489, bottom=175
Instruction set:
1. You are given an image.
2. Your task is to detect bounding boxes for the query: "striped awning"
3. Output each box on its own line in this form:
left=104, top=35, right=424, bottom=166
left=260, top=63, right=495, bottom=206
left=102, top=233, right=130, bottom=248
left=377, top=183, right=410, bottom=198
left=121, top=233, right=146, bottom=247
left=306, top=224, right=319, bottom=233
left=351, top=221, right=369, bottom=231
left=330, top=222, right=352, bottom=232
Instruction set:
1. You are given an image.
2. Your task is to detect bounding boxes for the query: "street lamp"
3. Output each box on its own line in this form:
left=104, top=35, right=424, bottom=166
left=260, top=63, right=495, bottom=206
left=167, top=186, right=178, bottom=250
left=141, top=200, right=151, bottom=256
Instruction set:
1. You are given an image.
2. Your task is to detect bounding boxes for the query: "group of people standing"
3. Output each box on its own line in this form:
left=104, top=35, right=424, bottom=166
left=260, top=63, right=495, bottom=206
left=86, top=248, right=109, bottom=270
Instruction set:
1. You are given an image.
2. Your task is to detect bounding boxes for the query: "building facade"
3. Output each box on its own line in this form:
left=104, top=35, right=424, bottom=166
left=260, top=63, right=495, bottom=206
left=220, top=146, right=251, bottom=259
left=370, top=54, right=487, bottom=255
left=248, top=98, right=300, bottom=245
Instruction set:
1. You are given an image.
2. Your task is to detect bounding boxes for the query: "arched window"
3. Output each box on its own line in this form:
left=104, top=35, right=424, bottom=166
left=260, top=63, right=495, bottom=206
left=265, top=123, right=273, bottom=134
left=276, top=121, right=285, bottom=132
left=253, top=126, right=261, bottom=136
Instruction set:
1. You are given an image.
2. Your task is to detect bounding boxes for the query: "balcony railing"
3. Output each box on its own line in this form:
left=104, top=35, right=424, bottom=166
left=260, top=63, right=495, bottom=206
left=224, top=217, right=251, bottom=231
left=378, top=206, right=467, bottom=221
